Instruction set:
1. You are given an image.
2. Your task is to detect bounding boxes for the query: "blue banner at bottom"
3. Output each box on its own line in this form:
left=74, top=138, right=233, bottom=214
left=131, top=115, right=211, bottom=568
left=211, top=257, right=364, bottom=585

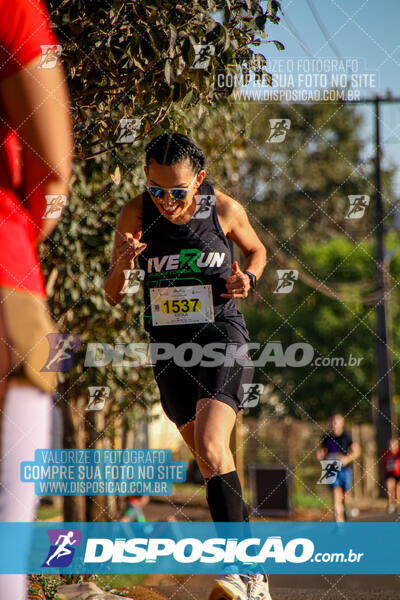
left=1, top=522, right=399, bottom=574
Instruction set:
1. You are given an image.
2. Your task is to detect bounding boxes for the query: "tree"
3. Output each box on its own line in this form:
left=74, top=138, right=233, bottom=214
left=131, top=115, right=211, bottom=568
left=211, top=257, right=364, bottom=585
left=48, top=0, right=283, bottom=159
left=245, top=237, right=377, bottom=421
left=229, top=101, right=397, bottom=422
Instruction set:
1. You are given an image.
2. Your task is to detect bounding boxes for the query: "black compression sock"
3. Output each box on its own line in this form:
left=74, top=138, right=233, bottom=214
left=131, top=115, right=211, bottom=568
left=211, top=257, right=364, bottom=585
left=206, top=470, right=248, bottom=522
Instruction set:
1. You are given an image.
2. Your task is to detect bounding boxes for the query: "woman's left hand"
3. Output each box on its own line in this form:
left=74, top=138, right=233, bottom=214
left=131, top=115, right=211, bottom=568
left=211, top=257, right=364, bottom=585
left=220, top=261, right=251, bottom=299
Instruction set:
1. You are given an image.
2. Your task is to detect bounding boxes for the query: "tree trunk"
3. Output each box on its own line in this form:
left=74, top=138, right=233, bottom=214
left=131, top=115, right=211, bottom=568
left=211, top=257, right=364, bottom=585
left=59, top=387, right=86, bottom=522
left=85, top=407, right=107, bottom=521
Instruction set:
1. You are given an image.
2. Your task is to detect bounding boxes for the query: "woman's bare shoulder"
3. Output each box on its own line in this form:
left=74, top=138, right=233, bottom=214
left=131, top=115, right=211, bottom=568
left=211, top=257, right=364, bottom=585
left=117, top=193, right=143, bottom=232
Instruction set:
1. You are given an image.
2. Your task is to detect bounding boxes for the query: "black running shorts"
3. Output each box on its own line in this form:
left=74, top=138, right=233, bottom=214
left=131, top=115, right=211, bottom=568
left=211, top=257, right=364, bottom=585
left=149, top=320, right=254, bottom=427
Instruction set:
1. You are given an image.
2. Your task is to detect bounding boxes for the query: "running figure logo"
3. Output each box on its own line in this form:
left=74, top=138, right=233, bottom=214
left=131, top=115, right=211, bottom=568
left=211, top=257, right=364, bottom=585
left=240, top=383, right=264, bottom=408
left=345, top=195, right=370, bottom=219
left=191, top=44, right=215, bottom=69
left=42, top=529, right=82, bottom=567
left=116, top=118, right=140, bottom=144
left=274, top=269, right=299, bottom=294
left=193, top=194, right=216, bottom=219
left=37, top=45, right=62, bottom=69
left=318, top=459, right=342, bottom=484
left=267, top=119, right=291, bottom=143
left=120, top=269, right=145, bottom=294
left=43, top=194, right=68, bottom=219
left=86, top=386, right=110, bottom=411
left=41, top=334, right=81, bottom=373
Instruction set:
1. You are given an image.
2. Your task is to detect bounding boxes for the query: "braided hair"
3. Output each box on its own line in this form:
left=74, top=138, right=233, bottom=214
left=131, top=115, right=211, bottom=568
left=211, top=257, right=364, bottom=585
left=144, top=133, right=206, bottom=175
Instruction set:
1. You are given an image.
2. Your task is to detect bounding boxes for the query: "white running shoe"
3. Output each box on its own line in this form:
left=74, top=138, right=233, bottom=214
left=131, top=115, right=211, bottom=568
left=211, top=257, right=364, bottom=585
left=208, top=573, right=248, bottom=600
left=246, top=574, right=272, bottom=600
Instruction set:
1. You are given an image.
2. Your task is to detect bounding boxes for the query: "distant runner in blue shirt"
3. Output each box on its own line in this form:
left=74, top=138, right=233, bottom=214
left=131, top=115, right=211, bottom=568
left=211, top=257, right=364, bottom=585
left=317, top=413, right=361, bottom=522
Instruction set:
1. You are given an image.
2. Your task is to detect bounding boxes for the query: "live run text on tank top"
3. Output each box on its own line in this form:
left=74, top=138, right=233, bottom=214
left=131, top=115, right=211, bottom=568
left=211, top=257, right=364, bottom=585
left=137, top=179, right=249, bottom=338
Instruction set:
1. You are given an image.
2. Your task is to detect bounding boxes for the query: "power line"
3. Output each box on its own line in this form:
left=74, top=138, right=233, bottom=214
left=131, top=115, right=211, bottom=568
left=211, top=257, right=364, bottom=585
left=306, top=0, right=342, bottom=59
left=281, top=11, right=314, bottom=58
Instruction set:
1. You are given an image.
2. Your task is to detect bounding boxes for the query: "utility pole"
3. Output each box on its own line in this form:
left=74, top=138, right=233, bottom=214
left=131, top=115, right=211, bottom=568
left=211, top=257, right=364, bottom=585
left=342, top=96, right=400, bottom=486
left=373, top=97, right=395, bottom=479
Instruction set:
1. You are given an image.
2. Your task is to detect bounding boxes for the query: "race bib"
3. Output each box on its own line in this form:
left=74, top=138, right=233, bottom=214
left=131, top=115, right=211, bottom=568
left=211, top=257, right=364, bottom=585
left=150, top=284, right=214, bottom=326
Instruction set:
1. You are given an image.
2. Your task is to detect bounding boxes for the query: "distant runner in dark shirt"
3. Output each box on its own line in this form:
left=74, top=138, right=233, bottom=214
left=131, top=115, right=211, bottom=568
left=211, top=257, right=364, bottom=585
left=321, top=430, right=354, bottom=457
left=316, top=413, right=361, bottom=522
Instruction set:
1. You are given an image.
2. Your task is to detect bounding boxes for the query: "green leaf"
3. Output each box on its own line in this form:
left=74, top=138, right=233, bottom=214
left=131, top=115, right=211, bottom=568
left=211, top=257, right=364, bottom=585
left=255, top=14, right=267, bottom=30
left=271, top=40, right=285, bottom=51
left=223, top=28, right=231, bottom=52
left=181, top=36, right=190, bottom=64
left=267, top=0, right=282, bottom=16
left=168, top=24, right=178, bottom=50
left=164, top=60, right=174, bottom=85
left=150, top=27, right=165, bottom=52
left=253, top=52, right=267, bottom=67
left=182, top=89, right=193, bottom=106
left=111, top=165, right=121, bottom=185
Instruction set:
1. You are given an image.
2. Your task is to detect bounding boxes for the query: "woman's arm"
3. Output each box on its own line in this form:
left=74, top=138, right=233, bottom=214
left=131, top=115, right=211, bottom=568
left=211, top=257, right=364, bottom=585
left=215, top=189, right=267, bottom=299
left=104, top=198, right=146, bottom=306
left=0, top=55, right=73, bottom=243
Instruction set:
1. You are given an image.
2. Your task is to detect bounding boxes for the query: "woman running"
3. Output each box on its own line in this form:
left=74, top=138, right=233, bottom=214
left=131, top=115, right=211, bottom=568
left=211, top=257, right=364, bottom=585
left=105, top=133, right=270, bottom=600
left=0, top=1, right=73, bottom=598
left=383, top=438, right=400, bottom=514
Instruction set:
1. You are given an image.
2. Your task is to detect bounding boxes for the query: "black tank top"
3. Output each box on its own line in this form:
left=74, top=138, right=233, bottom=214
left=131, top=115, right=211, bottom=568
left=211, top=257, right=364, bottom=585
left=137, top=179, right=249, bottom=339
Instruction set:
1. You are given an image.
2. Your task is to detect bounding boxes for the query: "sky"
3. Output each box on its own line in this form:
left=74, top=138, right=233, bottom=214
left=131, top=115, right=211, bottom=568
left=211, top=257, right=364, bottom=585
left=257, top=0, right=400, bottom=191
left=272, top=0, right=399, bottom=97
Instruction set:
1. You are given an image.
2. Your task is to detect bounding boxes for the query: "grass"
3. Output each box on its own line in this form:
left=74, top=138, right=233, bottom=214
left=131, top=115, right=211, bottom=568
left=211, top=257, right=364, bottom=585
left=96, top=574, right=145, bottom=589
left=35, top=505, right=62, bottom=521
left=173, top=482, right=206, bottom=497
left=30, top=574, right=145, bottom=598
left=293, top=492, right=332, bottom=510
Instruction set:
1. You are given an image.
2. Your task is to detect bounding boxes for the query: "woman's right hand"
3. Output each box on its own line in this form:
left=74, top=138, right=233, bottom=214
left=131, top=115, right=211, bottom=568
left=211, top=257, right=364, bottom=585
left=116, top=230, right=147, bottom=270
left=104, top=199, right=145, bottom=306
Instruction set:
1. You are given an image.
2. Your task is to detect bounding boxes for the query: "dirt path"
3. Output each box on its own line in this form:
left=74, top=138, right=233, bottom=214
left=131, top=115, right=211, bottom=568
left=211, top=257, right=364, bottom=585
left=136, top=574, right=400, bottom=600
left=49, top=576, right=400, bottom=600
left=39, top=503, right=400, bottom=598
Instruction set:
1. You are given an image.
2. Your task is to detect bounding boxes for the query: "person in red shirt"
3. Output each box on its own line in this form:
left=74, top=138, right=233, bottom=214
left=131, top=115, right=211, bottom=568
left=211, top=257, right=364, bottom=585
left=383, top=438, right=400, bottom=514
left=0, top=1, right=73, bottom=598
